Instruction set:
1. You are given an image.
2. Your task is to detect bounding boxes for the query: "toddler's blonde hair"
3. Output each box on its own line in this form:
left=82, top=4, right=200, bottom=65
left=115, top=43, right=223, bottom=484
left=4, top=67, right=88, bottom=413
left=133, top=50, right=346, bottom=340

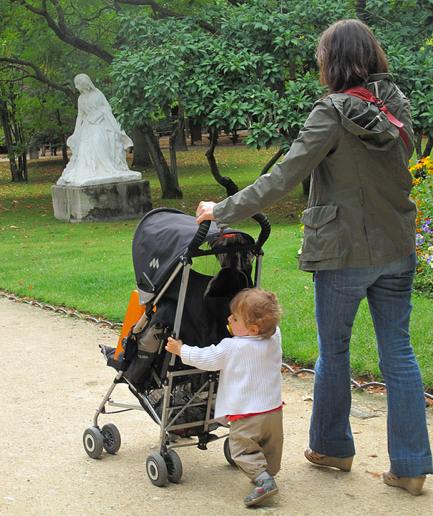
left=229, top=288, right=281, bottom=339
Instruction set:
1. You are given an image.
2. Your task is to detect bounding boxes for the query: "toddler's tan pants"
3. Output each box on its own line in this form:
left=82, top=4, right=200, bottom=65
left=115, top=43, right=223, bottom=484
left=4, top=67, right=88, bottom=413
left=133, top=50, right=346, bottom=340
left=229, top=410, right=283, bottom=480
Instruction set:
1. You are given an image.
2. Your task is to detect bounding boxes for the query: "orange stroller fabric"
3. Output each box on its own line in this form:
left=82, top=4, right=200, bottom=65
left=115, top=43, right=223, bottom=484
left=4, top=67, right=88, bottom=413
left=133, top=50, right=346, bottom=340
left=114, top=290, right=145, bottom=360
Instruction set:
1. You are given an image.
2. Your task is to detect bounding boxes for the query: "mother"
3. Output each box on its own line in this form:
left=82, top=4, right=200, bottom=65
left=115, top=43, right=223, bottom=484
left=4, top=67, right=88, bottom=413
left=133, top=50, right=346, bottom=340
left=196, top=19, right=432, bottom=494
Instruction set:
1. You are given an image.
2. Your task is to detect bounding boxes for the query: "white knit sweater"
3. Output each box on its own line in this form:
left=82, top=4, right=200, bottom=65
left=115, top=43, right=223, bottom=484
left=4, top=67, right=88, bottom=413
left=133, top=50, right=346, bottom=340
left=180, top=328, right=282, bottom=418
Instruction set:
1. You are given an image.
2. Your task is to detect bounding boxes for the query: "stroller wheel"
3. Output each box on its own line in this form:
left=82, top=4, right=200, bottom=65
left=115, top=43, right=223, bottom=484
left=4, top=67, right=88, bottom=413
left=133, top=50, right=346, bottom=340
left=146, top=452, right=168, bottom=487
left=83, top=427, right=104, bottom=459
left=166, top=450, right=183, bottom=483
left=101, top=423, right=121, bottom=455
left=224, top=437, right=236, bottom=467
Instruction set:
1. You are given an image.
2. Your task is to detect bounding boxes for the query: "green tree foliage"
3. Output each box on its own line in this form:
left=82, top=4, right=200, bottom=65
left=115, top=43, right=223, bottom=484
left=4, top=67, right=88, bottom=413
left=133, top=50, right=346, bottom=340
left=2, top=0, right=433, bottom=189
left=367, top=0, right=433, bottom=158
left=1, top=1, right=190, bottom=195
left=0, top=0, right=117, bottom=171
left=110, top=0, right=354, bottom=194
left=112, top=0, right=433, bottom=164
left=111, top=0, right=353, bottom=152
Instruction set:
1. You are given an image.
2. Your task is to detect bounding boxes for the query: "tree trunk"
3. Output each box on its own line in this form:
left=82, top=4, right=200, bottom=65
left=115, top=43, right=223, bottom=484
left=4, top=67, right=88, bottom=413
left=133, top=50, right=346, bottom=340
left=172, top=105, right=187, bottom=151
left=61, top=143, right=68, bottom=165
left=131, top=127, right=152, bottom=168
left=18, top=153, right=25, bottom=180
left=22, top=152, right=28, bottom=181
left=55, top=109, right=69, bottom=167
left=9, top=96, right=26, bottom=182
left=289, top=61, right=296, bottom=81
left=169, top=130, right=182, bottom=196
left=189, top=118, right=202, bottom=145
left=169, top=133, right=178, bottom=180
left=260, top=148, right=285, bottom=176
left=205, top=128, right=238, bottom=196
left=414, top=130, right=423, bottom=159
left=230, top=129, right=239, bottom=145
left=355, top=0, right=369, bottom=22
left=175, top=118, right=187, bottom=151
left=422, top=135, right=433, bottom=158
left=0, top=98, right=20, bottom=182
left=17, top=123, right=28, bottom=181
left=142, top=124, right=182, bottom=199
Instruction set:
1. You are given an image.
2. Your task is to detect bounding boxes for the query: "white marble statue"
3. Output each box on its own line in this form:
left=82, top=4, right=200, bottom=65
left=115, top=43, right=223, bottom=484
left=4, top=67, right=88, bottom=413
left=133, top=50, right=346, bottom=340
left=57, top=74, right=141, bottom=187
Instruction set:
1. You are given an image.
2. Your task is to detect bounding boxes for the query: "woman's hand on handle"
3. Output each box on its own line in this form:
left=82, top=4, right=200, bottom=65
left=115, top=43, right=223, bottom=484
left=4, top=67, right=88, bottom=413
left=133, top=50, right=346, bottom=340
left=196, top=201, right=216, bottom=224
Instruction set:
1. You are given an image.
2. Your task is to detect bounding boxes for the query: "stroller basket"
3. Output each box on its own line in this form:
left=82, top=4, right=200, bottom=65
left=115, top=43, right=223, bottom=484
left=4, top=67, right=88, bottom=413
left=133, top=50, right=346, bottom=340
left=83, top=208, right=271, bottom=486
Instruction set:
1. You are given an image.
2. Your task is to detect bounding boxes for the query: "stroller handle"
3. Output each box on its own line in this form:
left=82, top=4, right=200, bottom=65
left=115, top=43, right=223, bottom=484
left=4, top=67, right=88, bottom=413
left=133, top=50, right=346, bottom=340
left=187, top=220, right=211, bottom=254
left=187, top=212, right=271, bottom=255
left=252, top=212, right=271, bottom=249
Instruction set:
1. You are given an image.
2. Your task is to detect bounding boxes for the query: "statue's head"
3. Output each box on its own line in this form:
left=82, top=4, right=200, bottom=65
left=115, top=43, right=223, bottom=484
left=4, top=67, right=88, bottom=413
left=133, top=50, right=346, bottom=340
left=74, top=74, right=96, bottom=93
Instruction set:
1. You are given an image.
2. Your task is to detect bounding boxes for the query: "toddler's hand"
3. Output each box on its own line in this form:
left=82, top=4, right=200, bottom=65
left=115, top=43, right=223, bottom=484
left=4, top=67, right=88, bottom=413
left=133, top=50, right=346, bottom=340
left=165, top=336, right=183, bottom=356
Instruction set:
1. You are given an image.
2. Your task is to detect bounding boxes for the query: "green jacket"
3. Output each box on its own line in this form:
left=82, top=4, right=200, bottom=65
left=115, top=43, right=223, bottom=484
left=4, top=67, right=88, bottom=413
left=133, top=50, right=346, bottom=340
left=213, top=73, right=416, bottom=271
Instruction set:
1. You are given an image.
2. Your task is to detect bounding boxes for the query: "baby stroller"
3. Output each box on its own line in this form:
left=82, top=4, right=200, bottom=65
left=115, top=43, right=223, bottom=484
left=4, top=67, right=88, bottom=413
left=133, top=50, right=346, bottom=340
left=82, top=208, right=271, bottom=486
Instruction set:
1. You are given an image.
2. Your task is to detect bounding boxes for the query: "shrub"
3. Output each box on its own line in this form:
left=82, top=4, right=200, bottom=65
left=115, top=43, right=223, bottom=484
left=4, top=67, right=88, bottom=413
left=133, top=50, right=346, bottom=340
left=410, top=156, right=433, bottom=296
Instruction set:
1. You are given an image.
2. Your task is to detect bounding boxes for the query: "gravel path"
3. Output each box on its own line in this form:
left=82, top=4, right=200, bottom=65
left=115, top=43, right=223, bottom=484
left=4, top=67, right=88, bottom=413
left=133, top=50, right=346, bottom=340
left=1, top=296, right=431, bottom=515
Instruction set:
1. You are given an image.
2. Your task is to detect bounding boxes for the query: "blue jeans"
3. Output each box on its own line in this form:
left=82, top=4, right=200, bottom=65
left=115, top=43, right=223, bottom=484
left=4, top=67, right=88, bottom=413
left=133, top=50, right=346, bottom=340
left=309, top=253, right=432, bottom=477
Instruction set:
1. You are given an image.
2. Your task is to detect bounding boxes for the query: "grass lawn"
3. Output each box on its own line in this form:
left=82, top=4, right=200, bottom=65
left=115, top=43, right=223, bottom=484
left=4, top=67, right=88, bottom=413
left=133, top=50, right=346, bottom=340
left=1, top=145, right=432, bottom=387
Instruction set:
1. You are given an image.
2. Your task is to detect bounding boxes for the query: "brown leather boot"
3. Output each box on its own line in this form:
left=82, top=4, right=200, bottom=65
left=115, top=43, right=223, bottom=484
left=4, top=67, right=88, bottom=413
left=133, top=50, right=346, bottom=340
left=304, top=448, right=353, bottom=472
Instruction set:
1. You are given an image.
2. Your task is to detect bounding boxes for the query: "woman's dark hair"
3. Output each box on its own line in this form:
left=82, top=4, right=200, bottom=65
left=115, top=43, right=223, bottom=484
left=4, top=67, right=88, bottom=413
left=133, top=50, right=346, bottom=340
left=316, top=19, right=388, bottom=92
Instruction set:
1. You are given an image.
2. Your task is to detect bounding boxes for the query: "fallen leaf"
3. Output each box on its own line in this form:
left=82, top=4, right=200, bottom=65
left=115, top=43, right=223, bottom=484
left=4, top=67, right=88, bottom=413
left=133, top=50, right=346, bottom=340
left=366, top=470, right=381, bottom=478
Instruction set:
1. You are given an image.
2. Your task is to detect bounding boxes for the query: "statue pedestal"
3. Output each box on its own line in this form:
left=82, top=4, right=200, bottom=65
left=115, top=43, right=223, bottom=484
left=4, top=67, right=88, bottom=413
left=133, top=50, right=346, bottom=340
left=51, top=180, right=152, bottom=222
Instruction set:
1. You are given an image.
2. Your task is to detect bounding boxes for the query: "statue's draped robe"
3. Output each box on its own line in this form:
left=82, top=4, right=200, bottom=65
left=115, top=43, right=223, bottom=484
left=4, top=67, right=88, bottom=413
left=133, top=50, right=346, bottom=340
left=57, top=89, right=141, bottom=186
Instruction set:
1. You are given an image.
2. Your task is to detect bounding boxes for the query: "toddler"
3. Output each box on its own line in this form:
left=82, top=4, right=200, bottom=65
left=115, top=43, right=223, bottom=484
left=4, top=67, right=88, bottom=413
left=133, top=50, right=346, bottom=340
left=166, top=288, right=283, bottom=507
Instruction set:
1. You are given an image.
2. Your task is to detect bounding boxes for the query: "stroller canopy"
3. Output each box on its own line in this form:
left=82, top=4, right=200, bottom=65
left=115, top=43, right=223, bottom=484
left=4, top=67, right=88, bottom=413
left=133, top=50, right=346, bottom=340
left=132, top=208, right=254, bottom=300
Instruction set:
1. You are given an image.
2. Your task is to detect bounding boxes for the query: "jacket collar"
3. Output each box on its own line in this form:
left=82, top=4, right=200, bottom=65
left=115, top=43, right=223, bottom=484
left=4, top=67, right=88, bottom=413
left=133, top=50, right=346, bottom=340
left=367, top=72, right=393, bottom=83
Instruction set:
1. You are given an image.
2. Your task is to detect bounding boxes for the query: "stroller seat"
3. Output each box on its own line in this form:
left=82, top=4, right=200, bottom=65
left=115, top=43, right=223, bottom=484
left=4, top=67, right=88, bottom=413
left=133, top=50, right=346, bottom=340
left=204, top=266, right=251, bottom=341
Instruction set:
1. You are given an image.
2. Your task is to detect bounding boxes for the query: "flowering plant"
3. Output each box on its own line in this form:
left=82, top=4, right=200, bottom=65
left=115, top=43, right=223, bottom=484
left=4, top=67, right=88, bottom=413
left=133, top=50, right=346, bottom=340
left=410, top=156, right=433, bottom=296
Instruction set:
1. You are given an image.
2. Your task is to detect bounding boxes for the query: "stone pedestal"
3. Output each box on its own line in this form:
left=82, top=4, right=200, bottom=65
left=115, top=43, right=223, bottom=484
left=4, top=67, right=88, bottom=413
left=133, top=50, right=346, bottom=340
left=51, top=180, right=152, bottom=222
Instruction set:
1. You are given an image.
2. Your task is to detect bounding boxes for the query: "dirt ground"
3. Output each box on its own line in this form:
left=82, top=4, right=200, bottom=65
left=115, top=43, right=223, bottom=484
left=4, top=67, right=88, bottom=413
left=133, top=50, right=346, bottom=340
left=1, top=296, right=432, bottom=516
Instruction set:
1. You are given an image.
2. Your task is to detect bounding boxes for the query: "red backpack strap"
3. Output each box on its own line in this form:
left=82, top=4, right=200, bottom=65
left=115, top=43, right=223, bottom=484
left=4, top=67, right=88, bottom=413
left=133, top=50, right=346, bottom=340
left=342, top=86, right=410, bottom=151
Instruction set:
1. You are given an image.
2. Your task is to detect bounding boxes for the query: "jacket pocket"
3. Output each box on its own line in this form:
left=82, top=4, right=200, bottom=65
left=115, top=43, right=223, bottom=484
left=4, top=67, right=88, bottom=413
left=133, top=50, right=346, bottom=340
left=300, top=205, right=340, bottom=261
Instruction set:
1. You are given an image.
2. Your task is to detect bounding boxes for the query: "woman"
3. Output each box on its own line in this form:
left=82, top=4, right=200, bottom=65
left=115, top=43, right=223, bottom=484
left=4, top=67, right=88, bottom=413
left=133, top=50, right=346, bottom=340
left=196, top=19, right=432, bottom=495
left=57, top=73, right=141, bottom=187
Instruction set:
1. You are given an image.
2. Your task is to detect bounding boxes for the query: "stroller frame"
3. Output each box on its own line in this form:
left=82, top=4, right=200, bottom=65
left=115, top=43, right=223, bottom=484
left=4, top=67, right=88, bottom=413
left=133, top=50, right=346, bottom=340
left=83, top=214, right=271, bottom=486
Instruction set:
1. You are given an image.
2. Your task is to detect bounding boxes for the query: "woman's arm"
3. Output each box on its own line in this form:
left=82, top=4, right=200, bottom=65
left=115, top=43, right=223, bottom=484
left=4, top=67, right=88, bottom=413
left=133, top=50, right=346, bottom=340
left=206, top=100, right=340, bottom=225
